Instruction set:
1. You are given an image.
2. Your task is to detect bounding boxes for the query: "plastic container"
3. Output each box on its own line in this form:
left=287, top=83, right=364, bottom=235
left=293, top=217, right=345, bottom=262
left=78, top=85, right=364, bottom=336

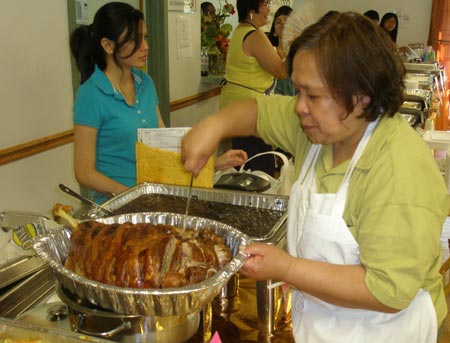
left=201, top=46, right=209, bottom=77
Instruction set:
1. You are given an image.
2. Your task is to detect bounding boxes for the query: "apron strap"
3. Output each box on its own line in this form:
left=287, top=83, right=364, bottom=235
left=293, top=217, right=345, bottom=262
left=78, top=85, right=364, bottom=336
left=331, top=118, right=380, bottom=215
left=298, top=144, right=321, bottom=185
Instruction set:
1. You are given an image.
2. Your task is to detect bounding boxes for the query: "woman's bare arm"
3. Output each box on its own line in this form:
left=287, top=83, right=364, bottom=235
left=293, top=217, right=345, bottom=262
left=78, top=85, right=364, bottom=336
left=243, top=30, right=288, bottom=80
left=240, top=243, right=399, bottom=313
left=181, top=99, right=259, bottom=175
left=74, top=124, right=129, bottom=196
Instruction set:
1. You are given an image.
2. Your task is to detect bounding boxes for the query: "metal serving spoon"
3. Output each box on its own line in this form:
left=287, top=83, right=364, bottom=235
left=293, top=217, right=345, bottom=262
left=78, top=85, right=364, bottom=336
left=58, top=184, right=115, bottom=216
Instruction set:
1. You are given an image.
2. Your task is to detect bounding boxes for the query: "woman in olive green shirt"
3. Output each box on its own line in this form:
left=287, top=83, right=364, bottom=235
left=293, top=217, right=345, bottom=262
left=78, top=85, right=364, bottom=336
left=182, top=12, right=449, bottom=342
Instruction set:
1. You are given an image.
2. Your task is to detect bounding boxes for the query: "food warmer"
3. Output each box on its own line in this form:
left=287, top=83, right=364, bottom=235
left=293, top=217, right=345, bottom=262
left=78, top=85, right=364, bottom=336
left=78, top=182, right=290, bottom=340
left=32, top=210, right=251, bottom=343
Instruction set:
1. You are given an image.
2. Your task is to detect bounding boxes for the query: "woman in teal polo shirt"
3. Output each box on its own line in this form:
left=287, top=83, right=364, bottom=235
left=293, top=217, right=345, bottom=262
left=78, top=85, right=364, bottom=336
left=70, top=2, right=247, bottom=203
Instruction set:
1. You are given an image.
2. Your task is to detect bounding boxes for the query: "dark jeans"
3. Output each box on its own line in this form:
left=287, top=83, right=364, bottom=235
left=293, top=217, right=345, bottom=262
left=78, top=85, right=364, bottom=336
left=232, top=136, right=275, bottom=177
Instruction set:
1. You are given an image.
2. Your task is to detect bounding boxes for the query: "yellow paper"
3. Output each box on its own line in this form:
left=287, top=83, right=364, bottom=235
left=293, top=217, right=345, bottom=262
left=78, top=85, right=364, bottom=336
left=136, top=142, right=214, bottom=188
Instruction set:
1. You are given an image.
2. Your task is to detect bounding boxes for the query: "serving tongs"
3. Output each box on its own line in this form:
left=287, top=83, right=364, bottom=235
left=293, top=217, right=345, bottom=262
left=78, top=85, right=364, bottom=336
left=58, top=184, right=114, bottom=216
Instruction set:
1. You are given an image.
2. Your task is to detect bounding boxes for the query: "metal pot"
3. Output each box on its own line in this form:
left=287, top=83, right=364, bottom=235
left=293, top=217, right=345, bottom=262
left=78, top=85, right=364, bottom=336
left=56, top=283, right=200, bottom=343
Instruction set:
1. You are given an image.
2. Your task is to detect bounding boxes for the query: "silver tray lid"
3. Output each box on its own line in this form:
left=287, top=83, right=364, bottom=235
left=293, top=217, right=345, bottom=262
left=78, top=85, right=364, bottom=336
left=33, top=212, right=251, bottom=317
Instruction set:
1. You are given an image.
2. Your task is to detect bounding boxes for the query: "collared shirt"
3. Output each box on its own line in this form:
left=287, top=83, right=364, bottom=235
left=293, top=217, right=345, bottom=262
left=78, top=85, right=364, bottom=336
left=256, top=94, right=449, bottom=326
left=73, top=65, right=159, bottom=190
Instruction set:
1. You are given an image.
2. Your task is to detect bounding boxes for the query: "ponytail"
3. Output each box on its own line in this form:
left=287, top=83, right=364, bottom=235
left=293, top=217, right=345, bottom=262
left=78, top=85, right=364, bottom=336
left=70, top=24, right=96, bottom=84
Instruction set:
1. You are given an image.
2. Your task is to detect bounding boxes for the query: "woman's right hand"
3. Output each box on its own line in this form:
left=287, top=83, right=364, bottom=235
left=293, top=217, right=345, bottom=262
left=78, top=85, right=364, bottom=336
left=181, top=99, right=259, bottom=176
left=181, top=116, right=222, bottom=176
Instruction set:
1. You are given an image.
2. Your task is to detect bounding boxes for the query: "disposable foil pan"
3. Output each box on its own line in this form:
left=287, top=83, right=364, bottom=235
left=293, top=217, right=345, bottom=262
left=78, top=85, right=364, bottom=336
left=0, top=317, right=112, bottom=343
left=33, top=212, right=251, bottom=317
left=80, top=182, right=289, bottom=243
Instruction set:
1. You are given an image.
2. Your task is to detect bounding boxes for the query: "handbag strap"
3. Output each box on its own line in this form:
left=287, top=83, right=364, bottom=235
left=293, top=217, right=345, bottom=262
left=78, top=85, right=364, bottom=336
left=239, top=151, right=290, bottom=173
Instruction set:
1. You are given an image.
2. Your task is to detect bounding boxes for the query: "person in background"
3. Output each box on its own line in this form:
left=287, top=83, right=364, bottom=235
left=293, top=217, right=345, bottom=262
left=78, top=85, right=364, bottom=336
left=364, top=9, right=380, bottom=23
left=70, top=2, right=247, bottom=203
left=380, top=12, right=399, bottom=43
left=220, top=0, right=288, bottom=177
left=267, top=5, right=296, bottom=96
left=201, top=1, right=216, bottom=20
left=181, top=11, right=449, bottom=342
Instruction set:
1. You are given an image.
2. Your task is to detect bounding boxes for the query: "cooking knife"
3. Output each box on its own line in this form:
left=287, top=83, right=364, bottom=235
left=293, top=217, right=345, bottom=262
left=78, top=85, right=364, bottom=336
left=182, top=173, right=194, bottom=231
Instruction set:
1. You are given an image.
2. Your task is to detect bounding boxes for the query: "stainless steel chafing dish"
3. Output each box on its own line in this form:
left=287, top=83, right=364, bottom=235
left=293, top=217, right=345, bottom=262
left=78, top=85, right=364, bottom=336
left=33, top=212, right=251, bottom=317
left=76, top=183, right=290, bottom=337
left=404, top=62, right=440, bottom=74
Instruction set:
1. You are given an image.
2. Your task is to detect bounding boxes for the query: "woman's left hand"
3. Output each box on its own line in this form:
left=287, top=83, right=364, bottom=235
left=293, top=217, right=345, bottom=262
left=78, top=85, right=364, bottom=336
left=214, top=149, right=248, bottom=171
left=239, top=243, right=293, bottom=282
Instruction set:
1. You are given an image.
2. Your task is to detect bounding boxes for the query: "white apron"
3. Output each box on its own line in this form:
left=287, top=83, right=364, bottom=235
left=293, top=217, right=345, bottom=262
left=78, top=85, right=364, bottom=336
left=287, top=120, right=437, bottom=343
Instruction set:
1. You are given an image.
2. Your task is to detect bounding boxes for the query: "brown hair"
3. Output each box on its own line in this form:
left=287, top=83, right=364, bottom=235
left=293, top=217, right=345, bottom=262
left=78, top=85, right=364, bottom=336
left=287, top=12, right=405, bottom=120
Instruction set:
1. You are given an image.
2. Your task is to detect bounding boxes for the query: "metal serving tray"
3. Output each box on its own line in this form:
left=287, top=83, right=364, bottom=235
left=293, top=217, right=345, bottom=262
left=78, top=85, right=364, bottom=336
left=0, top=316, right=112, bottom=342
left=87, top=183, right=289, bottom=243
left=404, top=62, right=440, bottom=74
left=81, top=182, right=289, bottom=244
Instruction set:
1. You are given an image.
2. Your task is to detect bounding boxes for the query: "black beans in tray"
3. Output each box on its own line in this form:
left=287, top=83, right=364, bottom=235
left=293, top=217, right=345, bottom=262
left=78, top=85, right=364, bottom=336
left=114, top=194, right=285, bottom=238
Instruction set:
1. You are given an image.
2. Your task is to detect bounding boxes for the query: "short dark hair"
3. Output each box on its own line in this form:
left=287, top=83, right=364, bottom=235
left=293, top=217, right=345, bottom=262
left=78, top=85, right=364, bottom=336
left=237, top=0, right=263, bottom=22
left=364, top=10, right=380, bottom=22
left=287, top=12, right=405, bottom=120
left=70, top=2, right=144, bottom=83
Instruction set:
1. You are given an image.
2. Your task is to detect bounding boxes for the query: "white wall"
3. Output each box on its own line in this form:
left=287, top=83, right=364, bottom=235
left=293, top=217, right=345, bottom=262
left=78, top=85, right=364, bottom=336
left=168, top=3, right=205, bottom=101
left=0, top=1, right=79, bottom=216
left=295, top=0, right=432, bottom=48
left=0, top=1, right=74, bottom=149
left=77, top=0, right=140, bottom=24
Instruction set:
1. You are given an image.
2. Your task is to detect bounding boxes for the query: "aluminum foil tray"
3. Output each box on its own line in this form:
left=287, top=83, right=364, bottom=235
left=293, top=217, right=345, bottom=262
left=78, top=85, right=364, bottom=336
left=404, top=88, right=432, bottom=100
left=404, top=62, right=439, bottom=74
left=33, top=212, right=251, bottom=317
left=0, top=317, right=112, bottom=342
left=81, top=182, right=289, bottom=243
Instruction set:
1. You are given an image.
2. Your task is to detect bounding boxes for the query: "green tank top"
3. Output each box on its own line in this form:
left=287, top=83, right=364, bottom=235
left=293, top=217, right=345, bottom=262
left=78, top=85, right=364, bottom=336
left=220, top=24, right=275, bottom=108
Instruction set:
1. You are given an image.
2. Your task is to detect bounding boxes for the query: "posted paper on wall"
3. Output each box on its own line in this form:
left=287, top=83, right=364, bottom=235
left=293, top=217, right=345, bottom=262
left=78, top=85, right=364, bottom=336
left=176, top=16, right=193, bottom=59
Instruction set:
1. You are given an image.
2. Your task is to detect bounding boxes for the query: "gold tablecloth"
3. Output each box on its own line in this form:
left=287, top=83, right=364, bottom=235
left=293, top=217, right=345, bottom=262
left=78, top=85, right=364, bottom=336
left=188, top=277, right=294, bottom=343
